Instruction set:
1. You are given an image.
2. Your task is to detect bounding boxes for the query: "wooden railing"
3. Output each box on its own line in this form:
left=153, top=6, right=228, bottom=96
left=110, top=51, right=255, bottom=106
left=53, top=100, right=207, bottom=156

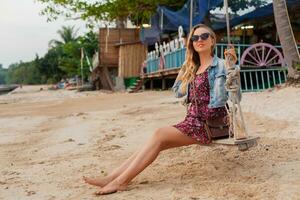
left=146, top=43, right=298, bottom=91
left=240, top=68, right=288, bottom=92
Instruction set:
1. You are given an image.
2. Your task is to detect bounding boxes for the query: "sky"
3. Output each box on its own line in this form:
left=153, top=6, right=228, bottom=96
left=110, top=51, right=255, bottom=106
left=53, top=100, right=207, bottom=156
left=0, top=0, right=87, bottom=68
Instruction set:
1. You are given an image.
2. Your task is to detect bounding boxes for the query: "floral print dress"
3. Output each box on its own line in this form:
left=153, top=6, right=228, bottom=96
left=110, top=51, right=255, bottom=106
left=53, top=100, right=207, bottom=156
left=173, top=71, right=227, bottom=144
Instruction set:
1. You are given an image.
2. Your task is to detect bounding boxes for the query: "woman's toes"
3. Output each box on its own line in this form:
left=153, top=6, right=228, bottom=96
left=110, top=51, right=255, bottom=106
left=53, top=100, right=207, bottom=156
left=94, top=181, right=127, bottom=195
left=94, top=189, right=117, bottom=195
left=83, top=176, right=108, bottom=187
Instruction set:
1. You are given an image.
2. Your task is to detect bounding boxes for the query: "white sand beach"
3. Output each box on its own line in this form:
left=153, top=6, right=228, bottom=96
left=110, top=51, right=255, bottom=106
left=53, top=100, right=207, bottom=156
left=0, top=85, right=299, bottom=200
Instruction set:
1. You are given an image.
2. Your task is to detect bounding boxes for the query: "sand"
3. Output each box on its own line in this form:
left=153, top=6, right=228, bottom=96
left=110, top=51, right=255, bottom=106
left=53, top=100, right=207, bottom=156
left=0, top=85, right=299, bottom=200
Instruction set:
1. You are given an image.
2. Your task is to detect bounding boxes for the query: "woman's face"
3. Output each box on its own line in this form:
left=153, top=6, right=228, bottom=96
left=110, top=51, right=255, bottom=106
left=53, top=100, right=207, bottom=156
left=192, top=27, right=214, bottom=54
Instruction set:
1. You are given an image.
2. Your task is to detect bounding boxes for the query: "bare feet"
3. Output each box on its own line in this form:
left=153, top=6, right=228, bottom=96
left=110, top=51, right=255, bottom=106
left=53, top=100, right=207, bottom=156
left=94, top=179, right=128, bottom=195
left=83, top=176, right=111, bottom=187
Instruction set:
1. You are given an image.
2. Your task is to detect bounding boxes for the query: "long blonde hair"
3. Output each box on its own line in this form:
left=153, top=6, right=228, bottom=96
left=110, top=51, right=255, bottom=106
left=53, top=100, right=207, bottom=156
left=179, top=24, right=216, bottom=93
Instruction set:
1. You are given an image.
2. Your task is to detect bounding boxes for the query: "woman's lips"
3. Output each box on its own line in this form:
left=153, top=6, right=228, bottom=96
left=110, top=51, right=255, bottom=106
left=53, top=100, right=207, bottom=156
left=196, top=44, right=205, bottom=48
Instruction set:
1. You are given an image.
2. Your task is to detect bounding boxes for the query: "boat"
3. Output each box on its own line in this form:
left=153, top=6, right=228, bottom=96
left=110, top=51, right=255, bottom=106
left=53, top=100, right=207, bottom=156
left=0, top=85, right=19, bottom=95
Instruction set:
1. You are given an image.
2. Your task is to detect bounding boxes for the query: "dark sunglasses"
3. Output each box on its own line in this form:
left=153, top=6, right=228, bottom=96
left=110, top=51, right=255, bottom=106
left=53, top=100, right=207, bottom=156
left=190, top=33, right=210, bottom=42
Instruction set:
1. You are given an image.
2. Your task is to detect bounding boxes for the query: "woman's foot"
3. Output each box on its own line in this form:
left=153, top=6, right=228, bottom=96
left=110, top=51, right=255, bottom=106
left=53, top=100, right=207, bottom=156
left=83, top=176, right=111, bottom=187
left=94, top=179, right=128, bottom=195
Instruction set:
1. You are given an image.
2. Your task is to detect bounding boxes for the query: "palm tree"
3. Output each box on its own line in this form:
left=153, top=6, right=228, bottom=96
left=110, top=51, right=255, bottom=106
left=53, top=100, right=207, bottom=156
left=49, top=25, right=79, bottom=47
left=273, top=0, right=300, bottom=79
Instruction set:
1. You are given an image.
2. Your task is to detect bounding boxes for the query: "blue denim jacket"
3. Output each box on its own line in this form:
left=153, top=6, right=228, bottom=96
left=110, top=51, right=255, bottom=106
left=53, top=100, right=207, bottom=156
left=172, top=55, right=242, bottom=108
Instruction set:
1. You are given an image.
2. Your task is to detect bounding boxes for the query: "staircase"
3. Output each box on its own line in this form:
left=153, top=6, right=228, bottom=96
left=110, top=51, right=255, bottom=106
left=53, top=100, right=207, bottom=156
left=126, top=78, right=145, bottom=93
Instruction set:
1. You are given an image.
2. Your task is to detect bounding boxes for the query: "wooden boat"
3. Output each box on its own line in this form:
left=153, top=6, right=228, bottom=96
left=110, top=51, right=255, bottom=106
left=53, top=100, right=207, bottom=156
left=0, top=85, right=18, bottom=95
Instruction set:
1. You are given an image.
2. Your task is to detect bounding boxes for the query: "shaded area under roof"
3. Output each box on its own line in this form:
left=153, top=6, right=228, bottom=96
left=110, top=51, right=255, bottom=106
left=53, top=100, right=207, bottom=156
left=140, top=0, right=300, bottom=45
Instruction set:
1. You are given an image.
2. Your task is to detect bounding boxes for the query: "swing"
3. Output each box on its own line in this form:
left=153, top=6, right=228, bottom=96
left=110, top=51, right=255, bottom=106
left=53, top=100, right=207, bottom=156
left=210, top=0, right=259, bottom=151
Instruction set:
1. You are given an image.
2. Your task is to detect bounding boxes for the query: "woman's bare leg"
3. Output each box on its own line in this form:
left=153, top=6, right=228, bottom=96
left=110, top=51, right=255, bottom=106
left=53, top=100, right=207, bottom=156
left=83, top=150, right=139, bottom=187
left=83, top=126, right=188, bottom=187
left=83, top=126, right=184, bottom=187
left=95, top=126, right=200, bottom=195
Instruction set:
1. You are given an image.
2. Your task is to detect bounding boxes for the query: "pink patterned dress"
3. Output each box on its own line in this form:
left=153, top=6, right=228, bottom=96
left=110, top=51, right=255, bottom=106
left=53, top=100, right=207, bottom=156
left=173, top=71, right=227, bottom=144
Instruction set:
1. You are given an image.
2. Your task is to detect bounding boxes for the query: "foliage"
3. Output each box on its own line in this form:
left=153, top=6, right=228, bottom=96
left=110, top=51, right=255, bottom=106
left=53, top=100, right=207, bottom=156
left=295, top=62, right=300, bottom=71
left=6, top=26, right=98, bottom=85
left=49, top=25, right=79, bottom=47
left=6, top=60, right=42, bottom=85
left=39, top=47, right=66, bottom=83
left=0, top=64, right=8, bottom=84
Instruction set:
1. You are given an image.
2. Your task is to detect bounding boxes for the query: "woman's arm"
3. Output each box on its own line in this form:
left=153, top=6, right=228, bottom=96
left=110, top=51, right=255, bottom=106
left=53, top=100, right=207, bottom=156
left=172, top=63, right=187, bottom=98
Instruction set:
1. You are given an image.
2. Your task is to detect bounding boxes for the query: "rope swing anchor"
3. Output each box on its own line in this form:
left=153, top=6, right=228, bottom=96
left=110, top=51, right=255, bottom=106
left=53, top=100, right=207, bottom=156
left=212, top=0, right=259, bottom=151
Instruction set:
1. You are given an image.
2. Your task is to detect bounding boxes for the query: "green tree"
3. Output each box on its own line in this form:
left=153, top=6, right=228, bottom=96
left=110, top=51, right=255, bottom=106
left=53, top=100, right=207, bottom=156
left=0, top=64, right=8, bottom=84
left=49, top=25, right=79, bottom=47
left=47, top=25, right=82, bottom=79
left=6, top=61, right=41, bottom=85
left=59, top=31, right=98, bottom=79
left=5, top=28, right=98, bottom=85
left=47, top=26, right=98, bottom=80
left=39, top=47, right=66, bottom=83
left=58, top=41, right=81, bottom=76
left=78, top=31, right=98, bottom=58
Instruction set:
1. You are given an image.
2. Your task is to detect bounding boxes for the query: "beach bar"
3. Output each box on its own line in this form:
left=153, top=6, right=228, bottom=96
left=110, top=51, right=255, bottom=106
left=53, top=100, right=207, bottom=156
left=139, top=0, right=300, bottom=92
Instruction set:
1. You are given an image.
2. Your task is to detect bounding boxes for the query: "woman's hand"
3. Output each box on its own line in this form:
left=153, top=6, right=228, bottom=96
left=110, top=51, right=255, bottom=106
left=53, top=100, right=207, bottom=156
left=224, top=45, right=238, bottom=64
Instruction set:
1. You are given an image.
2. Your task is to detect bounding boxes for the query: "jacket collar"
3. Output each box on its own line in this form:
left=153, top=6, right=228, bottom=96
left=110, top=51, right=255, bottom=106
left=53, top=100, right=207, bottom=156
left=211, top=55, right=219, bottom=67
left=192, top=55, right=219, bottom=71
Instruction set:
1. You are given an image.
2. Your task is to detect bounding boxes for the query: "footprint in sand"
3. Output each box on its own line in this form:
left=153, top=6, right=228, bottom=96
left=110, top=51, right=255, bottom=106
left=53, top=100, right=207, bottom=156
left=0, top=181, right=6, bottom=185
left=100, top=128, right=126, bottom=142
left=102, top=144, right=122, bottom=151
left=25, top=190, right=36, bottom=196
left=138, top=180, right=149, bottom=184
left=63, top=138, right=75, bottom=143
left=102, top=134, right=116, bottom=142
left=75, top=112, right=87, bottom=116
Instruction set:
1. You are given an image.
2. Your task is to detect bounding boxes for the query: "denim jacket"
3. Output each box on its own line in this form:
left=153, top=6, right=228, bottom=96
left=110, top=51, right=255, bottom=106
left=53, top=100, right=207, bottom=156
left=172, top=55, right=242, bottom=108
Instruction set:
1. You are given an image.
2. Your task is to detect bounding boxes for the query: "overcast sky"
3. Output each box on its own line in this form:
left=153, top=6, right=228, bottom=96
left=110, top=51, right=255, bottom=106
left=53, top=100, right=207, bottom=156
left=0, top=0, right=87, bottom=68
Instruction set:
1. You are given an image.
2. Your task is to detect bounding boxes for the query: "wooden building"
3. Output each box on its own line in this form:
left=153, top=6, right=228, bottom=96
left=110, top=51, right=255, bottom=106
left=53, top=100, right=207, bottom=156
left=116, top=41, right=147, bottom=78
left=92, top=28, right=147, bottom=90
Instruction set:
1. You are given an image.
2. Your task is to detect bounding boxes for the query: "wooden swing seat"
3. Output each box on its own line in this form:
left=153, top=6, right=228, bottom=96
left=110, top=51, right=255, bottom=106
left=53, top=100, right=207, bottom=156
left=212, top=136, right=259, bottom=151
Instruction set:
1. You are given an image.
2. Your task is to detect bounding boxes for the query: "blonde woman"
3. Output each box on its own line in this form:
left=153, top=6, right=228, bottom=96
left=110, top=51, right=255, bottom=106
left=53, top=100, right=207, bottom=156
left=83, top=24, right=238, bottom=195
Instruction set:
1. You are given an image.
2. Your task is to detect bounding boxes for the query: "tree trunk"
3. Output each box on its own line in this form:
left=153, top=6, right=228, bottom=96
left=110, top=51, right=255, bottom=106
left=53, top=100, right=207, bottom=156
left=273, top=0, right=300, bottom=79
left=116, top=17, right=126, bottom=28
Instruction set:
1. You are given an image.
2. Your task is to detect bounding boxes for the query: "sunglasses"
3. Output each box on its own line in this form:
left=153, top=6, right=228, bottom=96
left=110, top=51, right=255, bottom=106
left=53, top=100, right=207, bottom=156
left=190, top=33, right=210, bottom=42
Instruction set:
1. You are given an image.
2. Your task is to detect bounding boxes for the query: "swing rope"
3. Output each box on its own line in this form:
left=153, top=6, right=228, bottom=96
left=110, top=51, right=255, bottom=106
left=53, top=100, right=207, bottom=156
left=224, top=0, right=248, bottom=140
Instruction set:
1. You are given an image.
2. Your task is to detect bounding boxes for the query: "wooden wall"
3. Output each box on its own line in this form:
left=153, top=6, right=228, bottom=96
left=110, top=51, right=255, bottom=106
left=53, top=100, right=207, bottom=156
left=118, top=43, right=147, bottom=78
left=98, top=28, right=140, bottom=67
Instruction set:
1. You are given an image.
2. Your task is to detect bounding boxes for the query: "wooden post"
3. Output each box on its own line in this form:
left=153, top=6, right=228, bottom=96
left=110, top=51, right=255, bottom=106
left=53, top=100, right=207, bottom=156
left=150, top=79, right=154, bottom=90
left=189, top=0, right=193, bottom=31
left=162, top=78, right=166, bottom=90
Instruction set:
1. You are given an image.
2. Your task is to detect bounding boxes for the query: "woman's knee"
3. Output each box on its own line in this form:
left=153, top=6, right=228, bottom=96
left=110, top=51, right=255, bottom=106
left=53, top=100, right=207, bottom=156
left=151, top=127, right=167, bottom=145
left=152, top=127, right=174, bottom=148
left=151, top=126, right=198, bottom=150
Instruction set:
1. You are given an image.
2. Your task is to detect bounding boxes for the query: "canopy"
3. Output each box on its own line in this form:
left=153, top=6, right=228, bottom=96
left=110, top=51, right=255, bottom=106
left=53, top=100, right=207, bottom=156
left=140, top=0, right=300, bottom=45
left=157, top=0, right=223, bottom=32
left=140, top=0, right=223, bottom=45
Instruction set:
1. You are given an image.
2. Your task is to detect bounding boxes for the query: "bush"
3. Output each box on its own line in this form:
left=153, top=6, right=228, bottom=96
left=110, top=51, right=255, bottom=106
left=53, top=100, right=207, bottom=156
left=47, top=78, right=56, bottom=84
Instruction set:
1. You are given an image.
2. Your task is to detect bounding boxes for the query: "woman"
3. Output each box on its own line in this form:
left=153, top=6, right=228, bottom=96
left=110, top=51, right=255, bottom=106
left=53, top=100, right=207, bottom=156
left=83, top=24, right=238, bottom=195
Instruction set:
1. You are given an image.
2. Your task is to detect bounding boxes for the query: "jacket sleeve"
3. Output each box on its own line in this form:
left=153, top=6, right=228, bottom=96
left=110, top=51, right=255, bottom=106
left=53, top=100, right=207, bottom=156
left=172, top=80, right=187, bottom=98
left=172, top=64, right=187, bottom=98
